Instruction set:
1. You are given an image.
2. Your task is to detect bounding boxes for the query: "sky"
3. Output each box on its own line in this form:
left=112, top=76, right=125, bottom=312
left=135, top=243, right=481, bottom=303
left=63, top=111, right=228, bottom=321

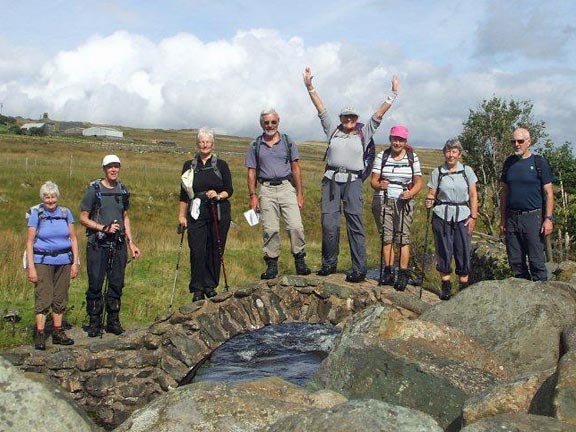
left=0, top=0, right=574, bottom=147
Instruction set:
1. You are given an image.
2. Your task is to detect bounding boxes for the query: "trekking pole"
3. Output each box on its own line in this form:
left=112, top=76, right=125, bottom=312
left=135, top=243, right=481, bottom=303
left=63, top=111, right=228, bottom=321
left=210, top=200, right=229, bottom=291
left=420, top=207, right=432, bottom=299
left=397, top=196, right=406, bottom=279
left=168, top=225, right=186, bottom=312
left=378, top=191, right=387, bottom=285
left=101, top=243, right=116, bottom=338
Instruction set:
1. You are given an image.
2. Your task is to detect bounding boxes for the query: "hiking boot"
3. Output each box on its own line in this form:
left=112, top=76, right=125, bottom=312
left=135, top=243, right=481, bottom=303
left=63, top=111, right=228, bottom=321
left=261, top=257, right=279, bottom=280
left=458, top=281, right=469, bottom=292
left=205, top=288, right=217, bottom=298
left=440, top=280, right=452, bottom=301
left=379, top=266, right=395, bottom=285
left=106, top=320, right=124, bottom=336
left=294, top=252, right=311, bottom=275
left=345, top=271, right=366, bottom=283
left=86, top=298, right=103, bottom=338
left=394, top=269, right=410, bottom=291
left=106, top=298, right=124, bottom=335
left=52, top=328, right=74, bottom=346
left=192, top=292, right=205, bottom=302
left=317, top=265, right=336, bottom=276
left=34, top=331, right=46, bottom=350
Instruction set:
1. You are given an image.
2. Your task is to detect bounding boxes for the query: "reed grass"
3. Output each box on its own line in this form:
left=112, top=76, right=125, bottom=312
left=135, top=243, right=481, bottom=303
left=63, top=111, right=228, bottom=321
left=0, top=134, right=443, bottom=349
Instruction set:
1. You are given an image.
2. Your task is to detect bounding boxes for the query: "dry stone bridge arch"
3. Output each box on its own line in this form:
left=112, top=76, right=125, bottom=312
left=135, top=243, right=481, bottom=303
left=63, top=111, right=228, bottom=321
left=3, top=275, right=432, bottom=429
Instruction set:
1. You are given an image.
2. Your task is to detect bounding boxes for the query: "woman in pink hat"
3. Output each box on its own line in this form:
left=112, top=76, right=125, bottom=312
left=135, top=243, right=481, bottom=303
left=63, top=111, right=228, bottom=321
left=371, top=125, right=423, bottom=290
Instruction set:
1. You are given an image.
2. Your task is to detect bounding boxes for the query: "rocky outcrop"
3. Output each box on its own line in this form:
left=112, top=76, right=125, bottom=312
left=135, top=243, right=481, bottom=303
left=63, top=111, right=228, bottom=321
left=420, top=279, right=576, bottom=375
left=469, top=240, right=512, bottom=283
left=312, top=305, right=505, bottom=431
left=116, top=376, right=347, bottom=432
left=263, top=399, right=443, bottom=432
left=0, top=357, right=99, bottom=432
left=554, top=350, right=576, bottom=426
left=460, top=413, right=576, bottom=431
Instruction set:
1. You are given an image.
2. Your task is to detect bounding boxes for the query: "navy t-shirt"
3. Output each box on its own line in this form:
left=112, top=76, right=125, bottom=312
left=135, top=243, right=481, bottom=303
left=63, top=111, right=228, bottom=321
left=501, top=154, right=553, bottom=211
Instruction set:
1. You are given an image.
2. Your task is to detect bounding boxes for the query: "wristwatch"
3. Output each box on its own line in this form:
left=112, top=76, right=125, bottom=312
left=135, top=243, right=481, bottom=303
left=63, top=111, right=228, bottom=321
left=544, top=215, right=554, bottom=222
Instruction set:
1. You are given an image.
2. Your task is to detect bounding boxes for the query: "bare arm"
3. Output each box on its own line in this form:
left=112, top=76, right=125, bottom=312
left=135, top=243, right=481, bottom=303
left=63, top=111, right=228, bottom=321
left=541, top=183, right=554, bottom=236
left=374, top=75, right=400, bottom=120
left=499, top=182, right=508, bottom=235
left=303, top=67, right=326, bottom=114
left=465, top=182, right=479, bottom=234
left=178, top=201, right=188, bottom=228
left=424, top=188, right=436, bottom=208
left=247, top=167, right=259, bottom=211
left=123, top=211, right=141, bottom=258
left=401, top=174, right=423, bottom=200
left=26, top=227, right=37, bottom=282
left=291, top=160, right=305, bottom=209
left=69, top=223, right=79, bottom=278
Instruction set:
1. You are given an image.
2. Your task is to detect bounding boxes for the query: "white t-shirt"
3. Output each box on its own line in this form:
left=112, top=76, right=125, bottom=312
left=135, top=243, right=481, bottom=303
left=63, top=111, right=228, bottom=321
left=372, top=150, right=422, bottom=199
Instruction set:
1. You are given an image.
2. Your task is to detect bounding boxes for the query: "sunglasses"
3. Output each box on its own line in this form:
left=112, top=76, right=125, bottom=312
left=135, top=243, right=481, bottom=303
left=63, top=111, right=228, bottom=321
left=510, top=139, right=527, bottom=144
left=263, top=120, right=278, bottom=126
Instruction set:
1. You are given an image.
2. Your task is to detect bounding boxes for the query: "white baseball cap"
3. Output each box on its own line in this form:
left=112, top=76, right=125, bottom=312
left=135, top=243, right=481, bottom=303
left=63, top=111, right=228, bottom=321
left=102, top=154, right=121, bottom=167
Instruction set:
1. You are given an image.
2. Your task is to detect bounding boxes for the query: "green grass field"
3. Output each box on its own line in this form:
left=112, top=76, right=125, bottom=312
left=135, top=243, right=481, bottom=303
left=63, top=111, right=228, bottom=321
left=0, top=132, right=445, bottom=349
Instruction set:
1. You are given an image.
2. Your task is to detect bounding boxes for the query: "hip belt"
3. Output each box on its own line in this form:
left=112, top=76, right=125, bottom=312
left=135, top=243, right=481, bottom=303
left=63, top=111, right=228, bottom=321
left=33, top=247, right=71, bottom=257
left=325, top=165, right=362, bottom=201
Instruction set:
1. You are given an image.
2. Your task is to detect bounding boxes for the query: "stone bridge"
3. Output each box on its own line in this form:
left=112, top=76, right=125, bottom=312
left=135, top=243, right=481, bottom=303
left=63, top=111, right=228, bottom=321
left=2, top=274, right=435, bottom=430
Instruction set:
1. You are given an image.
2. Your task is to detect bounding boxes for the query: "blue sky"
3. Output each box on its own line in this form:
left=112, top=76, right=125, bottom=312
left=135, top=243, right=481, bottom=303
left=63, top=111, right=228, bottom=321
left=0, top=0, right=574, bottom=147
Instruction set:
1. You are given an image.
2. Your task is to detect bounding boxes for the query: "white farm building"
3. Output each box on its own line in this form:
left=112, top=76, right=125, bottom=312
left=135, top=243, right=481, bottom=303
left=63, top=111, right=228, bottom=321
left=82, top=127, right=123, bottom=138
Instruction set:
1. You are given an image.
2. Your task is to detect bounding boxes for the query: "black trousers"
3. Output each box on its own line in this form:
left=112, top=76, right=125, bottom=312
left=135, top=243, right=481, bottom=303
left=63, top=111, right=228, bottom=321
left=86, top=241, right=128, bottom=302
left=187, top=213, right=230, bottom=294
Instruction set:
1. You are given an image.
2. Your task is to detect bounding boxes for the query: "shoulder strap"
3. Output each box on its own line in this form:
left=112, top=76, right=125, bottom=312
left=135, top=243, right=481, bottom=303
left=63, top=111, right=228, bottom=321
left=281, top=133, right=292, bottom=164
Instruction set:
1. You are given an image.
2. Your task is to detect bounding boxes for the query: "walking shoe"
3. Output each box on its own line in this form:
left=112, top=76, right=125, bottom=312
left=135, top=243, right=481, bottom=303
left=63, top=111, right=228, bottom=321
left=205, top=288, right=217, bottom=298
left=458, top=281, right=469, bottom=292
left=317, top=265, right=337, bottom=276
left=294, top=252, right=311, bottom=275
left=394, top=269, right=410, bottom=292
left=345, top=271, right=366, bottom=283
left=192, top=292, right=205, bottom=302
left=379, top=266, right=395, bottom=285
left=106, top=320, right=125, bottom=336
left=261, top=257, right=279, bottom=280
left=52, top=328, right=74, bottom=346
left=439, top=280, right=452, bottom=301
left=34, top=331, right=46, bottom=350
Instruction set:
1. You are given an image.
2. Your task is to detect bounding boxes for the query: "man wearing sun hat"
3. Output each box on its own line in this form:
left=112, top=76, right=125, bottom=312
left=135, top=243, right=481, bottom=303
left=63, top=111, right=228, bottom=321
left=79, top=154, right=141, bottom=337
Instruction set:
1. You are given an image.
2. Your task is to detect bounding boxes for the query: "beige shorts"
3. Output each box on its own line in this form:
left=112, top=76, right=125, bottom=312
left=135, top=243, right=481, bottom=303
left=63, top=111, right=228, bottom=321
left=371, top=196, right=415, bottom=244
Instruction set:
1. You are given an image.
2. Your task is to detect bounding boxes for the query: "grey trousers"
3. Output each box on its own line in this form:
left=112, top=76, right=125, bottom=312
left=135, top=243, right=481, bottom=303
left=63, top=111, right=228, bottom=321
left=259, top=180, right=306, bottom=258
left=321, top=178, right=367, bottom=274
left=505, top=209, right=548, bottom=281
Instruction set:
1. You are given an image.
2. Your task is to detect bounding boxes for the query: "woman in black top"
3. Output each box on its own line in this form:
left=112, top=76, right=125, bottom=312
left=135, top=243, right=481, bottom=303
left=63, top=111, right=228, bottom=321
left=178, top=128, right=233, bottom=301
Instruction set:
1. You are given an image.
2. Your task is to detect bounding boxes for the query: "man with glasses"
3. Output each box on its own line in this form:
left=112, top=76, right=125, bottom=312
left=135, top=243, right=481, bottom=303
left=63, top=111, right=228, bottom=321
left=500, top=128, right=554, bottom=281
left=245, top=108, right=311, bottom=279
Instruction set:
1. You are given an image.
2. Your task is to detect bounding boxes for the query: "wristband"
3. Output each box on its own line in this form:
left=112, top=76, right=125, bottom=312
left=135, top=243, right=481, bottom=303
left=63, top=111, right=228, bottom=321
left=470, top=216, right=477, bottom=220
left=249, top=192, right=257, bottom=198
left=385, top=94, right=397, bottom=105
left=544, top=215, right=553, bottom=221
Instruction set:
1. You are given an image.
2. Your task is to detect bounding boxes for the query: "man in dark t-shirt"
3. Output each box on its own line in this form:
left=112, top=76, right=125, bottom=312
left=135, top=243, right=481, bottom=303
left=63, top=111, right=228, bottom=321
left=499, top=128, right=554, bottom=281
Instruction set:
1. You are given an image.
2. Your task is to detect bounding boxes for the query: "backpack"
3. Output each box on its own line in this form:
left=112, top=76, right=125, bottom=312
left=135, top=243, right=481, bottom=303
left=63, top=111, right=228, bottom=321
left=324, top=123, right=375, bottom=182
left=378, top=146, right=415, bottom=188
left=434, top=165, right=470, bottom=207
left=89, top=179, right=130, bottom=220
left=26, top=204, right=70, bottom=231
left=252, top=134, right=292, bottom=181
left=501, top=154, right=545, bottom=184
left=189, top=152, right=222, bottom=180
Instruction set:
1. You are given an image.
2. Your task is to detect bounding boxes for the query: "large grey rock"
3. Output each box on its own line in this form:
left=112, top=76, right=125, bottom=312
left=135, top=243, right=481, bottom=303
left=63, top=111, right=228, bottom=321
left=469, top=240, right=512, bottom=283
left=554, top=350, right=576, bottom=426
left=116, top=376, right=347, bottom=432
left=421, top=279, right=576, bottom=375
left=460, top=413, right=576, bottom=431
left=462, top=368, right=556, bottom=425
left=0, top=357, right=99, bottom=432
left=262, top=399, right=443, bottom=432
left=312, top=305, right=504, bottom=431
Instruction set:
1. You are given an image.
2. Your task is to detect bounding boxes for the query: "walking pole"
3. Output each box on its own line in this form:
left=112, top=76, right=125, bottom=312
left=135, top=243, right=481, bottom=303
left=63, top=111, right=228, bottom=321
left=168, top=225, right=186, bottom=312
left=397, top=194, right=407, bottom=278
left=210, top=200, right=229, bottom=291
left=378, top=191, right=387, bottom=285
left=101, top=243, right=116, bottom=338
left=420, top=207, right=432, bottom=299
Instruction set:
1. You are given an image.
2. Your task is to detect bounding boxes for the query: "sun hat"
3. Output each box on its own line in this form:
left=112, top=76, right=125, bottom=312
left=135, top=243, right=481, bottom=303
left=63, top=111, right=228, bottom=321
left=389, top=125, right=409, bottom=140
left=339, top=106, right=359, bottom=116
left=102, top=154, right=121, bottom=167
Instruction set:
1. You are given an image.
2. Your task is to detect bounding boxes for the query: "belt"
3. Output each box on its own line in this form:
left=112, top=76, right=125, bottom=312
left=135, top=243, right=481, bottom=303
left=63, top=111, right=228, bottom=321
left=259, top=178, right=291, bottom=186
left=508, top=208, right=541, bottom=215
left=33, top=247, right=71, bottom=257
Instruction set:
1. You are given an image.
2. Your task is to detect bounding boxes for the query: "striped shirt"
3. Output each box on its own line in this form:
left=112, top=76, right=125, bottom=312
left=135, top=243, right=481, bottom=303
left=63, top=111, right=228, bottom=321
left=372, top=150, right=422, bottom=199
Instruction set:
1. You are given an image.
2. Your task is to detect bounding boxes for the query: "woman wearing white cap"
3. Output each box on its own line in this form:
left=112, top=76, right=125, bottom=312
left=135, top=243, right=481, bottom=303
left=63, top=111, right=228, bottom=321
left=303, top=67, right=399, bottom=283
left=371, top=125, right=423, bottom=291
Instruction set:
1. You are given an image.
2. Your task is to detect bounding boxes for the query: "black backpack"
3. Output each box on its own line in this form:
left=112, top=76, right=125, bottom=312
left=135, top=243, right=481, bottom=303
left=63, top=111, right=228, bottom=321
left=252, top=134, right=293, bottom=181
left=89, top=179, right=130, bottom=220
left=434, top=165, right=470, bottom=207
left=189, top=153, right=222, bottom=180
left=379, top=147, right=415, bottom=184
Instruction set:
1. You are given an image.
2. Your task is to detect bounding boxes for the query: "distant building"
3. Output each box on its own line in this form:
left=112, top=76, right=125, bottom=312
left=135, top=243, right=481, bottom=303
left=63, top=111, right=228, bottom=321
left=82, top=127, right=123, bottom=138
left=20, top=122, right=55, bottom=134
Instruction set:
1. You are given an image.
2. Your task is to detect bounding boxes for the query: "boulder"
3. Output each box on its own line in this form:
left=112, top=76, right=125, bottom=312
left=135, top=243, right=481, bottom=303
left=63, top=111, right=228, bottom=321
left=115, top=376, right=347, bottom=432
left=554, top=350, right=576, bottom=426
left=462, top=368, right=556, bottom=425
left=420, top=279, right=576, bottom=375
left=469, top=240, right=512, bottom=283
left=460, top=413, right=576, bottom=431
left=262, top=399, right=443, bottom=432
left=311, top=305, right=504, bottom=431
left=0, top=357, right=99, bottom=432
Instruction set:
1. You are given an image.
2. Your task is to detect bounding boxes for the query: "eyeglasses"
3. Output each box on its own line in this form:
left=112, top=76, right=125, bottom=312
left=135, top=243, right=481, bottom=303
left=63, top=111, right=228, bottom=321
left=510, top=139, right=527, bottom=144
left=263, top=120, right=278, bottom=126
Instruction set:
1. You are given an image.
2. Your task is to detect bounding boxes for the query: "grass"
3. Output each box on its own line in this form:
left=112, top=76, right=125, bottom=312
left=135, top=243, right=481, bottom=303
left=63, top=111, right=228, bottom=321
left=0, top=133, right=444, bottom=350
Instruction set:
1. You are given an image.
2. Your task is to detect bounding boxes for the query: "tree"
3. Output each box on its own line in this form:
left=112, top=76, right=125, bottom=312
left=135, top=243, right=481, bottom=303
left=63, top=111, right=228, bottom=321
left=459, top=97, right=546, bottom=235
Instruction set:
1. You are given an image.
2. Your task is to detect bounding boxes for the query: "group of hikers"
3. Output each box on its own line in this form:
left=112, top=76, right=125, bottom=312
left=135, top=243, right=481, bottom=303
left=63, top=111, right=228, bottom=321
left=25, top=67, right=555, bottom=350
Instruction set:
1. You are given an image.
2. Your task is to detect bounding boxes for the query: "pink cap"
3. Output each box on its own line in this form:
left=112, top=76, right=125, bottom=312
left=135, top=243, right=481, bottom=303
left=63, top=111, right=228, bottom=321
left=389, top=125, right=409, bottom=140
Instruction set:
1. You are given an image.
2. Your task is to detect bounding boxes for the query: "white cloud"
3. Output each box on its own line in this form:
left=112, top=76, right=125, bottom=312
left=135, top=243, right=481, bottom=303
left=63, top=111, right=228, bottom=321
left=0, top=28, right=574, bottom=147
